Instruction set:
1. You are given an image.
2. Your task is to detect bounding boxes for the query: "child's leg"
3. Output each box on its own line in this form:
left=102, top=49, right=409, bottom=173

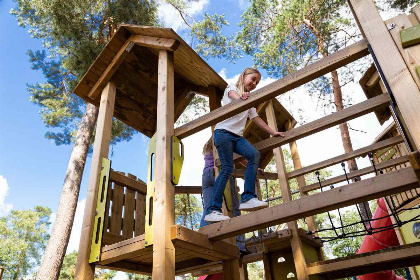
left=207, top=130, right=235, bottom=214
left=234, top=137, right=260, bottom=203
left=200, top=168, right=215, bottom=227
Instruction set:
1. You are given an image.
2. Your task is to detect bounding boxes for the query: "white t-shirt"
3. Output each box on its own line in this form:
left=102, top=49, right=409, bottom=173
left=214, top=84, right=258, bottom=136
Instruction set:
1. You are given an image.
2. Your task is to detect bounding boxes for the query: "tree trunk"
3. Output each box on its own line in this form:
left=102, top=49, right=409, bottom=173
left=36, top=103, right=99, bottom=280
left=331, top=70, right=372, bottom=222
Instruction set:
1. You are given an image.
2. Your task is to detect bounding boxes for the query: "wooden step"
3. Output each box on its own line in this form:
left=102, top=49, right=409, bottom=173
left=307, top=242, right=420, bottom=279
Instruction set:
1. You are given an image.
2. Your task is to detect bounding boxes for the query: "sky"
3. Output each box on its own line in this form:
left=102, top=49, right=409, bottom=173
left=0, top=0, right=406, bottom=278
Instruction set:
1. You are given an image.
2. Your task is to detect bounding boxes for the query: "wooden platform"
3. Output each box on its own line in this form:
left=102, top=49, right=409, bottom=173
left=307, top=242, right=420, bottom=279
left=97, top=225, right=238, bottom=276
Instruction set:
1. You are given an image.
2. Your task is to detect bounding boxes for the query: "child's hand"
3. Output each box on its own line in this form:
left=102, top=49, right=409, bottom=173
left=241, top=91, right=250, bottom=100
left=271, top=131, right=285, bottom=137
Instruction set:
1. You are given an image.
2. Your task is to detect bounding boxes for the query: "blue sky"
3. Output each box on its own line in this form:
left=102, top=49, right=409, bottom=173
left=0, top=0, right=401, bottom=268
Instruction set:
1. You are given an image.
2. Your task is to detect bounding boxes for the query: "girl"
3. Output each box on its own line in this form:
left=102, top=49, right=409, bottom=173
left=204, top=68, right=285, bottom=223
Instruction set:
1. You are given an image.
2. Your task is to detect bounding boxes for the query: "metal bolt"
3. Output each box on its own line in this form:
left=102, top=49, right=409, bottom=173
left=145, top=241, right=148, bottom=245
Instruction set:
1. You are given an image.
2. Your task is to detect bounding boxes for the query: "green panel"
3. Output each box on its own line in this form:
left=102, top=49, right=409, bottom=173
left=399, top=203, right=420, bottom=276
left=401, top=25, right=420, bottom=48
left=223, top=179, right=233, bottom=211
left=416, top=65, right=420, bottom=79
left=89, top=157, right=111, bottom=263
left=382, top=148, right=396, bottom=162
left=171, top=136, right=184, bottom=185
left=145, top=134, right=156, bottom=247
left=375, top=147, right=392, bottom=158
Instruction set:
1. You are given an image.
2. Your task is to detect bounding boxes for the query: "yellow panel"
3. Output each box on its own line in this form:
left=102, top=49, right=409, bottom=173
left=89, top=158, right=111, bottom=263
left=399, top=203, right=420, bottom=276
left=145, top=134, right=156, bottom=247
left=171, top=136, right=184, bottom=185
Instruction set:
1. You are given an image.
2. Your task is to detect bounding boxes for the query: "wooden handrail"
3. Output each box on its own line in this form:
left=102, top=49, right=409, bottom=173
left=110, top=171, right=147, bottom=194
left=302, top=155, right=410, bottom=193
left=198, top=168, right=418, bottom=241
left=222, top=93, right=390, bottom=165
left=174, top=39, right=369, bottom=139
left=287, top=135, right=404, bottom=180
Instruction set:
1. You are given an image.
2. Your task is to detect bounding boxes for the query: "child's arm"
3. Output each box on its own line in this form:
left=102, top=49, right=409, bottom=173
left=252, top=117, right=285, bottom=137
left=228, top=90, right=249, bottom=100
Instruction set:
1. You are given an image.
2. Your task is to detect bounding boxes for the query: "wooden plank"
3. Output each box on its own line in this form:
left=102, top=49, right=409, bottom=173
left=348, top=0, right=420, bottom=151
left=152, top=50, right=176, bottom=279
left=287, top=135, right=403, bottom=180
left=223, top=259, right=241, bottom=280
left=171, top=225, right=239, bottom=261
left=232, top=169, right=278, bottom=180
left=174, top=186, right=202, bottom=194
left=135, top=191, right=146, bottom=236
left=174, top=39, right=369, bottom=139
left=226, top=94, right=391, bottom=164
left=199, top=168, right=419, bottom=241
left=103, top=232, right=128, bottom=246
left=242, top=252, right=265, bottom=264
left=302, top=155, right=411, bottom=193
left=123, top=188, right=136, bottom=238
left=75, top=82, right=116, bottom=279
left=109, top=182, right=124, bottom=235
left=110, top=171, right=147, bottom=194
left=265, top=101, right=310, bottom=280
left=307, top=242, right=420, bottom=279
left=88, top=36, right=134, bottom=99
left=99, top=235, right=151, bottom=265
left=131, top=35, right=180, bottom=51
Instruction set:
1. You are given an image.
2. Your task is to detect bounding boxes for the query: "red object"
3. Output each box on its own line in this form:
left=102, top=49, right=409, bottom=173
left=357, top=198, right=405, bottom=280
left=198, top=273, right=223, bottom=280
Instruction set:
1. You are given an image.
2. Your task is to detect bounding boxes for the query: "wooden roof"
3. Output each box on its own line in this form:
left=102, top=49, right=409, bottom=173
left=241, top=99, right=296, bottom=169
left=359, top=64, right=391, bottom=125
left=73, top=25, right=227, bottom=137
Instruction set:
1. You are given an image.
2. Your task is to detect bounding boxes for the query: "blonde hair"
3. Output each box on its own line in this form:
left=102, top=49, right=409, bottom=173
left=235, top=67, right=261, bottom=97
left=203, top=136, right=214, bottom=155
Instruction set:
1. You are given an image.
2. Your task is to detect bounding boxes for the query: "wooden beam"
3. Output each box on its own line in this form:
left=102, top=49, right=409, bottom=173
left=265, top=101, right=309, bottom=280
left=232, top=169, right=278, bottom=180
left=199, top=168, right=418, bottom=241
left=152, top=50, right=176, bottom=279
left=110, top=171, right=147, bottom=194
left=307, top=242, right=420, bottom=279
left=174, top=39, right=369, bottom=139
left=75, top=82, right=116, bottom=280
left=287, top=135, right=404, bottom=180
left=88, top=37, right=134, bottom=99
left=98, top=261, right=152, bottom=275
left=131, top=35, right=180, bottom=51
left=223, top=259, right=241, bottom=280
left=226, top=94, right=391, bottom=164
left=174, top=186, right=202, bottom=194
left=303, top=155, right=410, bottom=193
left=348, top=0, right=420, bottom=151
left=99, top=235, right=149, bottom=265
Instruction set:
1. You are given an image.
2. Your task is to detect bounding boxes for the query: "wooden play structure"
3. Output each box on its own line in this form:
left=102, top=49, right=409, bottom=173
left=71, top=1, right=420, bottom=279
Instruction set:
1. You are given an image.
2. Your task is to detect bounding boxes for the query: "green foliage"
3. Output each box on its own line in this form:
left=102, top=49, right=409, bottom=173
left=59, top=251, right=116, bottom=280
left=383, top=0, right=420, bottom=11
left=0, top=206, right=51, bottom=279
left=11, top=0, right=158, bottom=146
left=175, top=194, right=202, bottom=230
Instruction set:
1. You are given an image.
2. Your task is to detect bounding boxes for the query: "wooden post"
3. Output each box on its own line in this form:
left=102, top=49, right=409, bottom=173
left=152, top=50, right=175, bottom=279
left=75, top=81, right=116, bottom=280
left=263, top=252, right=273, bottom=280
left=265, top=101, right=309, bottom=280
left=348, top=0, right=420, bottom=151
left=239, top=261, right=249, bottom=280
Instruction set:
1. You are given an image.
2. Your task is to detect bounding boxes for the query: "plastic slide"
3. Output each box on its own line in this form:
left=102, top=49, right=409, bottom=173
left=356, top=198, right=405, bottom=280
left=198, top=273, right=223, bottom=280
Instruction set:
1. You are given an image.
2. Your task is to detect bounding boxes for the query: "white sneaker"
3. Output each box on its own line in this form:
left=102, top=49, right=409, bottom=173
left=239, top=198, right=268, bottom=211
left=204, top=211, right=230, bottom=222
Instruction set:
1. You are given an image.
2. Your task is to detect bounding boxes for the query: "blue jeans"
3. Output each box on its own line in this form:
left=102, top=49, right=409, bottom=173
left=200, top=167, right=246, bottom=251
left=207, top=129, right=260, bottom=214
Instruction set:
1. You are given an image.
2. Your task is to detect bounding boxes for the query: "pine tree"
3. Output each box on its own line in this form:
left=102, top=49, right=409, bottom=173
left=11, top=1, right=158, bottom=278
